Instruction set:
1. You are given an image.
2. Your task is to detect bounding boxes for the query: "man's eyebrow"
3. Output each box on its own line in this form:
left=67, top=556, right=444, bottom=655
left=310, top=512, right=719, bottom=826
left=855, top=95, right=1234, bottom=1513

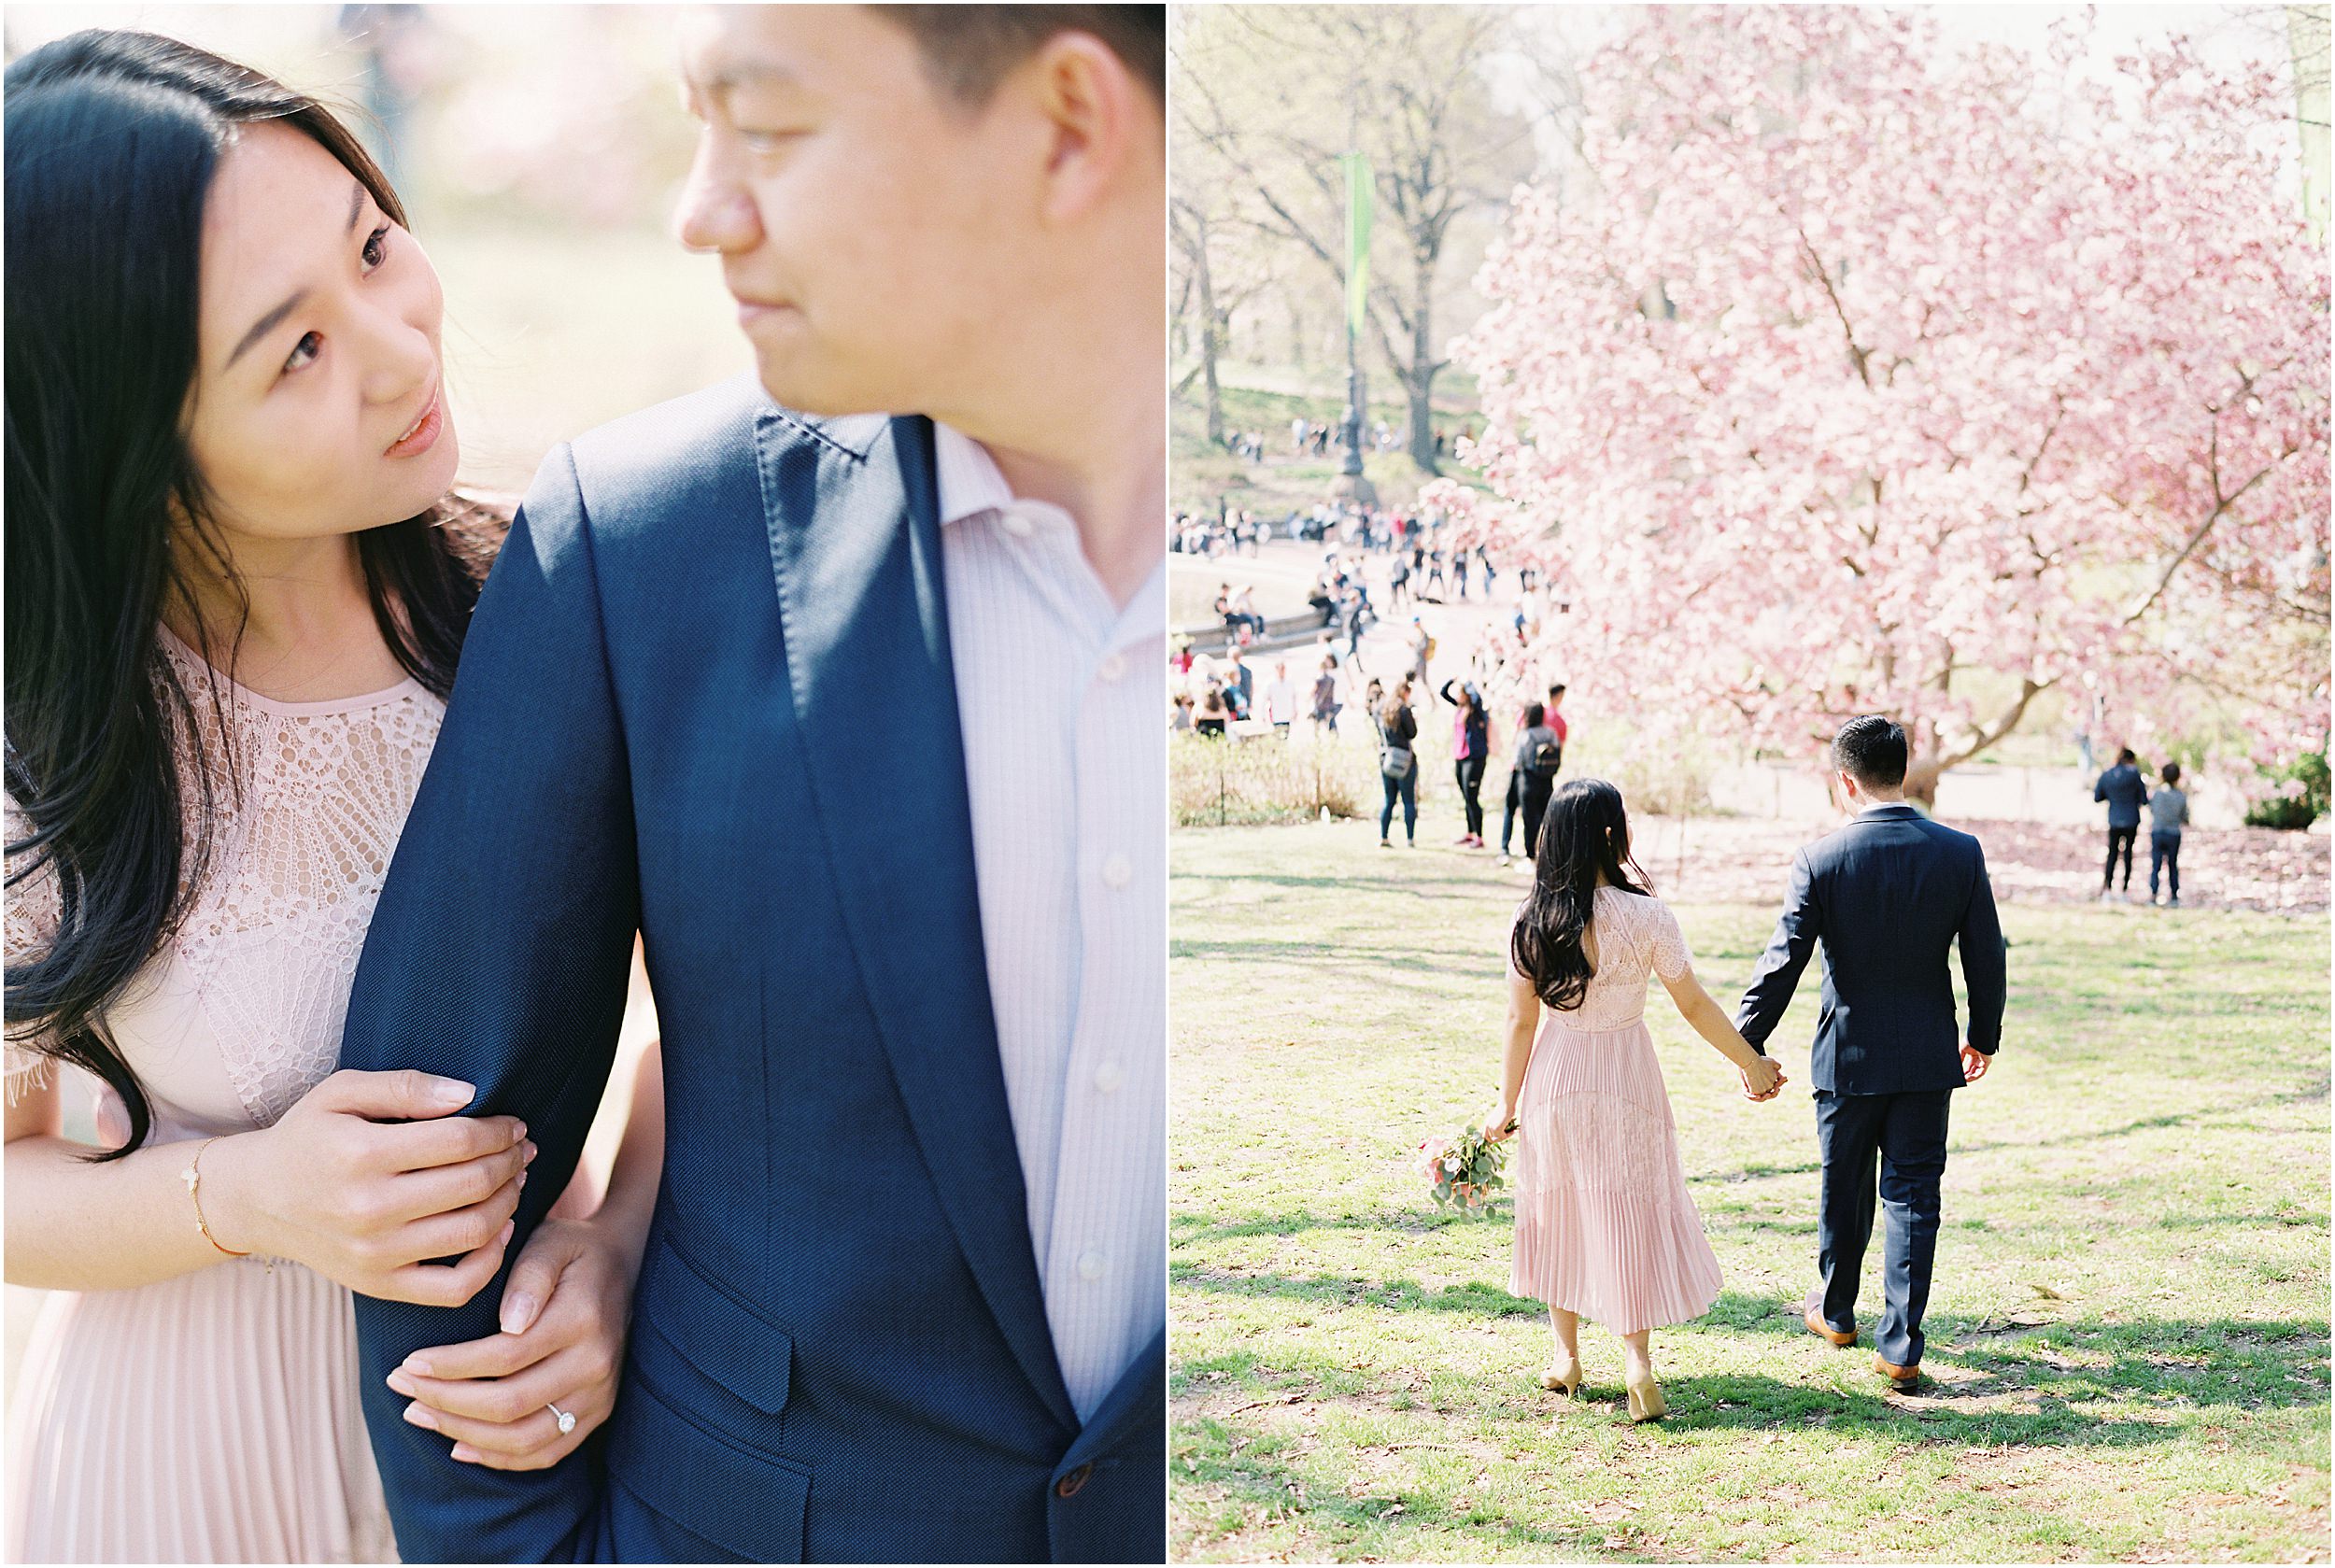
left=687, top=62, right=802, bottom=109
left=709, top=63, right=800, bottom=92
left=223, top=180, right=369, bottom=374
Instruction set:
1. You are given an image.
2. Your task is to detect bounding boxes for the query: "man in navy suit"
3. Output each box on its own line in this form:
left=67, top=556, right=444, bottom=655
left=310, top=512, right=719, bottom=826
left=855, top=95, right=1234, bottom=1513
left=339, top=8, right=1167, bottom=1561
left=1734, top=716, right=2006, bottom=1391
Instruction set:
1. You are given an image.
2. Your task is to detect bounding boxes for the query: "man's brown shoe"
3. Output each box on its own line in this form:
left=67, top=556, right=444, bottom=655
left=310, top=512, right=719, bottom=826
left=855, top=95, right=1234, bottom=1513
left=1803, top=1292, right=1855, bottom=1348
left=1874, top=1354, right=1920, bottom=1390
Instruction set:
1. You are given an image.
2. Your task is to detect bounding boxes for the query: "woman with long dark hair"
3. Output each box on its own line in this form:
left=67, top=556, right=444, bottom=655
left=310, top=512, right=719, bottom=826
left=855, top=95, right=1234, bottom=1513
left=1484, top=780, right=1785, bottom=1421
left=1377, top=681, right=1421, bottom=847
left=4, top=32, right=645, bottom=1561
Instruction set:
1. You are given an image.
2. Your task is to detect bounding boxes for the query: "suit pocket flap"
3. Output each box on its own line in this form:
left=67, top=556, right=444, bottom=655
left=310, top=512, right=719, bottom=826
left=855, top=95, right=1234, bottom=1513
left=607, top=1368, right=811, bottom=1561
left=638, top=1238, right=792, bottom=1415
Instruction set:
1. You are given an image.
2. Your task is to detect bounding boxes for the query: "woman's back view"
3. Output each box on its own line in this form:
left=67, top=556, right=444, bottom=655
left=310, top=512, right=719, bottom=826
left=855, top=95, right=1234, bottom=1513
left=1488, top=779, right=1783, bottom=1420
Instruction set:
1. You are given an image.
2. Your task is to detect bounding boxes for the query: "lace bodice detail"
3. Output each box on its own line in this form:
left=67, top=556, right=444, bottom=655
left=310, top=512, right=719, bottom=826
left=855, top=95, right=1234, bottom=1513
left=1522, top=885, right=1696, bottom=1032
left=6, top=630, right=445, bottom=1129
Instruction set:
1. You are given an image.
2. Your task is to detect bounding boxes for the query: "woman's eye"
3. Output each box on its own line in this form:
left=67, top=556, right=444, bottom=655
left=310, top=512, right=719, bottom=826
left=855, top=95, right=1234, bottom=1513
left=740, top=130, right=801, bottom=153
left=282, top=332, right=321, bottom=374
left=361, top=222, right=392, bottom=271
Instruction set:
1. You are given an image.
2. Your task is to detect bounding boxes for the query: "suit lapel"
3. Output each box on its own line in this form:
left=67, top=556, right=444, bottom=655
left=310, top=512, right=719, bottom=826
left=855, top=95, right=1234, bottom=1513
left=756, top=408, right=1077, bottom=1434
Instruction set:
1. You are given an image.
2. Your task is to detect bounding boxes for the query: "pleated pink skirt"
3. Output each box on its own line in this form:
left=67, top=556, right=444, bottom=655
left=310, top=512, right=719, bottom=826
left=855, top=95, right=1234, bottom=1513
left=1509, top=1014, right=1724, bottom=1335
left=7, top=1255, right=395, bottom=1563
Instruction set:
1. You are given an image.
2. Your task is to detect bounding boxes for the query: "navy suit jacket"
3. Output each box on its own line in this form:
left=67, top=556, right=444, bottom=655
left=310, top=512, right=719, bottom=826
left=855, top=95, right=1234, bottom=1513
left=340, top=376, right=1164, bottom=1563
left=1734, top=804, right=2006, bottom=1095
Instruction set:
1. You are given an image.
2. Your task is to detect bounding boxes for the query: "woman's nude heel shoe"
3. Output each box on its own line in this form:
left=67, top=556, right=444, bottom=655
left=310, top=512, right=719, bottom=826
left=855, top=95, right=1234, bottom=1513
left=1624, top=1375, right=1666, bottom=1422
left=1539, top=1358, right=1582, bottom=1397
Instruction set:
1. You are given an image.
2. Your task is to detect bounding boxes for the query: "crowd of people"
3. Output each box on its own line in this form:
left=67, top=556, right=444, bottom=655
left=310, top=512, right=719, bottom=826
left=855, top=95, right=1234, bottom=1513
left=1171, top=502, right=1583, bottom=874
left=1173, top=523, right=2208, bottom=909
left=1210, top=413, right=1480, bottom=463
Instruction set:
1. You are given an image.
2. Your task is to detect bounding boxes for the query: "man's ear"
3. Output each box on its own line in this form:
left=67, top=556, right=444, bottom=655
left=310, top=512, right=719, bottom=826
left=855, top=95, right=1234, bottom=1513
left=1014, top=30, right=1147, bottom=225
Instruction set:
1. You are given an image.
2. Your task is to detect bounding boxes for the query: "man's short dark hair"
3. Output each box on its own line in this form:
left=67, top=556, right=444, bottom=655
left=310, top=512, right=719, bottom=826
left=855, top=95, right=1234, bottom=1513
left=1549, top=684, right=1566, bottom=699
left=2118, top=747, right=2137, bottom=765
left=2163, top=761, right=2182, bottom=784
left=1833, top=715, right=1907, bottom=790
left=879, top=6, right=1164, bottom=106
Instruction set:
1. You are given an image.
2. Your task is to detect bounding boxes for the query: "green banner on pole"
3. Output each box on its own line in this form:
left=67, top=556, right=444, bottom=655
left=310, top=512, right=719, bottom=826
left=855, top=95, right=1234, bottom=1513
left=1344, top=151, right=1374, bottom=338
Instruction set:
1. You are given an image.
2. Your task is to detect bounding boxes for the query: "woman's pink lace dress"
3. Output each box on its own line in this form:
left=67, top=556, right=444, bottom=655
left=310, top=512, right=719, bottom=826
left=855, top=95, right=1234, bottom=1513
left=1509, top=886, right=1724, bottom=1335
left=6, top=628, right=444, bottom=1562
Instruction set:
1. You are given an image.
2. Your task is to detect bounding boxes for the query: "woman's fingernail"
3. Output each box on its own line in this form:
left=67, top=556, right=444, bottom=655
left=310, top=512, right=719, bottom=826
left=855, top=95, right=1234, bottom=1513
left=386, top=1370, right=417, bottom=1398
left=402, top=1354, right=434, bottom=1377
left=524, top=1141, right=538, bottom=1163
left=500, top=1221, right=516, bottom=1246
left=500, top=1293, right=539, bottom=1335
left=513, top=1122, right=528, bottom=1140
left=403, top=1402, right=438, bottom=1432
left=432, top=1079, right=474, bottom=1107
left=450, top=1445, right=480, bottom=1463
left=518, top=1171, right=530, bottom=1192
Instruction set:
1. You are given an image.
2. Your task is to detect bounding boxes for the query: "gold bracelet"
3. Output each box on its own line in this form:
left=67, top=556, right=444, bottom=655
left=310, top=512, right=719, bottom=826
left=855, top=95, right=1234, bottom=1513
left=180, top=1137, right=251, bottom=1258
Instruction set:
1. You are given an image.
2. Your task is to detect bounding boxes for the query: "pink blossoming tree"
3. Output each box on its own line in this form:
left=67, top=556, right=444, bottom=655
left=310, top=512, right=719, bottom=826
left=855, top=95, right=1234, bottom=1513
left=1432, top=7, right=2328, bottom=801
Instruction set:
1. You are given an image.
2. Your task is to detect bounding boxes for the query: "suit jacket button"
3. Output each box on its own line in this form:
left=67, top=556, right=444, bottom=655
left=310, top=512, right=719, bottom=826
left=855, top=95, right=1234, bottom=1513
left=1055, top=1463, right=1093, bottom=1499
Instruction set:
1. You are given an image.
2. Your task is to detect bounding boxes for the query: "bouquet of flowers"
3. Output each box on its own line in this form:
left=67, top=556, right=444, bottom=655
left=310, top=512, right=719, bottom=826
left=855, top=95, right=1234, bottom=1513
left=1417, top=1120, right=1510, bottom=1216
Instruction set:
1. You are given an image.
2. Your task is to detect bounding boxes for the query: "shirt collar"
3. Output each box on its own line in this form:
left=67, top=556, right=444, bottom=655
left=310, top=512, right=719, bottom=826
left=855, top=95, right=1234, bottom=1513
left=933, top=422, right=1019, bottom=529
left=1858, top=801, right=1918, bottom=818
left=933, top=420, right=1165, bottom=650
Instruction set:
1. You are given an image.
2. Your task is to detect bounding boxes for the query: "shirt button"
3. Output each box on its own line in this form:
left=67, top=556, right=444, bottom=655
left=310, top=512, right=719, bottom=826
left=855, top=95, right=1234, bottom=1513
left=1094, top=1059, right=1124, bottom=1094
left=999, top=509, right=1035, bottom=539
left=1077, top=1250, right=1107, bottom=1282
left=1098, top=652, right=1128, bottom=683
left=1100, top=853, right=1133, bottom=889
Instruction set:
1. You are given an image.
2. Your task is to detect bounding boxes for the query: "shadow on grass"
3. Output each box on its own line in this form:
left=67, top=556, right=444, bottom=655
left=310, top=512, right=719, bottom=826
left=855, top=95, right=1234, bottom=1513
left=1173, top=1336, right=2326, bottom=1562
left=1694, top=1091, right=2327, bottom=1184
left=1174, top=1266, right=2328, bottom=1427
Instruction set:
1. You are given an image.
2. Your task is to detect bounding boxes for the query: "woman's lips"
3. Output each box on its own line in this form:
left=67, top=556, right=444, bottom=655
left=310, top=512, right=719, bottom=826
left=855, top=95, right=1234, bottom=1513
left=386, top=384, right=443, bottom=459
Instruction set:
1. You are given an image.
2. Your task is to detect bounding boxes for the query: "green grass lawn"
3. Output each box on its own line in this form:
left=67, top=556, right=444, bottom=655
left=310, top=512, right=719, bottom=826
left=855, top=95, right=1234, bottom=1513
left=1171, top=822, right=2331, bottom=1562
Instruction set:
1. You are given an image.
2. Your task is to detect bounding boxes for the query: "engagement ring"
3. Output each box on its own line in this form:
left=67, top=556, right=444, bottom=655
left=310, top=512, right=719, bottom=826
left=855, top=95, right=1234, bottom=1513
left=547, top=1402, right=575, bottom=1435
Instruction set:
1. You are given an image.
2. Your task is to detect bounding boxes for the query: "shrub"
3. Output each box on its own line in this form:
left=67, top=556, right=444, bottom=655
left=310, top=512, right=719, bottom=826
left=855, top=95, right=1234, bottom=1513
left=1171, top=728, right=1393, bottom=827
left=2244, top=750, right=2330, bottom=830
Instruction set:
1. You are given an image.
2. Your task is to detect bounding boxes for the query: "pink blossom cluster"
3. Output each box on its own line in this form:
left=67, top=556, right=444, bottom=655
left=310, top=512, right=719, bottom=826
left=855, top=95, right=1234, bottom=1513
left=1436, top=7, right=2328, bottom=794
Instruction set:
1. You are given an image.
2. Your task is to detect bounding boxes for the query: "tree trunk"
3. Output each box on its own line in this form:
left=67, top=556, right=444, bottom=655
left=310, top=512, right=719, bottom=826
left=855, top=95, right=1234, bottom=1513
left=1195, top=219, right=1227, bottom=447
left=1407, top=377, right=1438, bottom=474
left=1903, top=751, right=1943, bottom=810
left=1407, top=247, right=1441, bottom=474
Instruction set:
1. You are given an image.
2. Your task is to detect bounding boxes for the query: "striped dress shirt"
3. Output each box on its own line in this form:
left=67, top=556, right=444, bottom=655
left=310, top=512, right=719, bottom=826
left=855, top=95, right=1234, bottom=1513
left=932, top=424, right=1166, bottom=1421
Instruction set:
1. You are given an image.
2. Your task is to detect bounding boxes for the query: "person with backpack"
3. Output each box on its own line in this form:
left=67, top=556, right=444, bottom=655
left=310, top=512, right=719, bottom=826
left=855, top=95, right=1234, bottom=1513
left=1503, top=702, right=1564, bottom=868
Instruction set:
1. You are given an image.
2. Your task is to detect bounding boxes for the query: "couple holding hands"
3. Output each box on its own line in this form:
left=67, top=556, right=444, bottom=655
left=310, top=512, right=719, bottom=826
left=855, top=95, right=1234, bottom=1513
left=6, top=7, right=1166, bottom=1563
left=1487, top=716, right=2007, bottom=1421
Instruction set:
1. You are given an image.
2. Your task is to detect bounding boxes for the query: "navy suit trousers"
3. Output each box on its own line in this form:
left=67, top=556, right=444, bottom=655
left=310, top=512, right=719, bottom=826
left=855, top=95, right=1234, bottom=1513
left=1813, top=1088, right=1952, bottom=1367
